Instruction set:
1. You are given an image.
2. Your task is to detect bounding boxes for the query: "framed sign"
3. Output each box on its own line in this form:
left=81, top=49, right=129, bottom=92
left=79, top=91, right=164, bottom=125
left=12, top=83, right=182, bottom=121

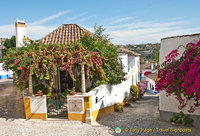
left=68, top=98, right=84, bottom=113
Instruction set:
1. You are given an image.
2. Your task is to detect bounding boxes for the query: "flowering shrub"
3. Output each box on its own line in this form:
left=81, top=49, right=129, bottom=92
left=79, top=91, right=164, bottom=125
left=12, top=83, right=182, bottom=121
left=114, top=103, right=123, bottom=112
left=137, top=81, right=148, bottom=95
left=1, top=43, right=107, bottom=93
left=156, top=41, right=200, bottom=113
left=144, top=71, right=151, bottom=75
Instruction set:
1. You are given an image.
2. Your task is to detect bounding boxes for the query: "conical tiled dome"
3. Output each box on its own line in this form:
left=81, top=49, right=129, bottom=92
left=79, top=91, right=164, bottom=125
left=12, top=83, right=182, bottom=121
left=40, top=24, right=94, bottom=45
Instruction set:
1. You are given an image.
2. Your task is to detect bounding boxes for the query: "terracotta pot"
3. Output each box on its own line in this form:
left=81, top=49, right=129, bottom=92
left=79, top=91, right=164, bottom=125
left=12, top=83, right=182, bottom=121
left=70, top=92, right=76, bottom=95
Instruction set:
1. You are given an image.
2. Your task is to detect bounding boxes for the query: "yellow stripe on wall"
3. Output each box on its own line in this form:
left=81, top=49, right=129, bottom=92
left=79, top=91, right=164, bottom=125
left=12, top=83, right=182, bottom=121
left=92, top=105, right=115, bottom=121
left=15, top=24, right=27, bottom=27
left=24, top=98, right=31, bottom=118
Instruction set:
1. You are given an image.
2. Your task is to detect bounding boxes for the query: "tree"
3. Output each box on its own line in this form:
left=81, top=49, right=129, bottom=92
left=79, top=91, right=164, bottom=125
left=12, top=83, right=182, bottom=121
left=4, top=36, right=16, bottom=49
left=154, top=47, right=160, bottom=63
left=80, top=26, right=126, bottom=88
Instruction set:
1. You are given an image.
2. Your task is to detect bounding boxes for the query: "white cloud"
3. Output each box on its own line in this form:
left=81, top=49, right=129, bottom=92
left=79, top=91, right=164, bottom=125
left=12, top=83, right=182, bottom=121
left=30, top=10, right=69, bottom=25
left=0, top=11, right=69, bottom=40
left=109, top=27, right=200, bottom=44
left=109, top=16, right=136, bottom=25
left=65, top=12, right=88, bottom=22
left=27, top=25, right=58, bottom=40
left=102, top=18, right=200, bottom=44
left=0, top=24, right=15, bottom=38
left=0, top=12, right=199, bottom=44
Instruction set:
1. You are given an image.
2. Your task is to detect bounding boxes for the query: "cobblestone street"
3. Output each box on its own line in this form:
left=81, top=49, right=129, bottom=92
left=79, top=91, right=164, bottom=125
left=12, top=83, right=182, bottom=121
left=97, top=93, right=200, bottom=136
left=0, top=92, right=199, bottom=136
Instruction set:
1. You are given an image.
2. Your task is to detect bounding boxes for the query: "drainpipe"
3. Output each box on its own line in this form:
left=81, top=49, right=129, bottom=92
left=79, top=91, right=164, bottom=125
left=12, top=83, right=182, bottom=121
left=151, top=63, right=154, bottom=71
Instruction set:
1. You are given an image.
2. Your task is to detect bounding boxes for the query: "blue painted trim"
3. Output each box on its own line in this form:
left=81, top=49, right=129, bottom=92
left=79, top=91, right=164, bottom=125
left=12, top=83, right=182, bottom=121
left=146, top=89, right=158, bottom=95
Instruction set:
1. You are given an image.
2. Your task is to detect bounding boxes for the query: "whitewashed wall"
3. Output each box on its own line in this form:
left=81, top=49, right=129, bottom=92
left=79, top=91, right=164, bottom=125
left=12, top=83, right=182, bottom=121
left=145, top=76, right=155, bottom=92
left=90, top=54, right=140, bottom=112
left=0, top=63, right=13, bottom=79
left=159, top=33, right=200, bottom=115
left=119, top=53, right=128, bottom=73
left=91, top=73, right=132, bottom=112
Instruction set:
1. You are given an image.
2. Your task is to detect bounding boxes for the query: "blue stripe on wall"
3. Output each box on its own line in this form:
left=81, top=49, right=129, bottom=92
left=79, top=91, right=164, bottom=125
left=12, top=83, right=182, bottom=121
left=146, top=89, right=158, bottom=95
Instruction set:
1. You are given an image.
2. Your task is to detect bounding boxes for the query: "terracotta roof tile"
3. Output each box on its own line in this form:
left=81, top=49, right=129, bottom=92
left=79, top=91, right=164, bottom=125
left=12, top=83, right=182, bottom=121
left=145, top=72, right=158, bottom=81
left=40, top=24, right=94, bottom=45
left=119, top=47, right=140, bottom=56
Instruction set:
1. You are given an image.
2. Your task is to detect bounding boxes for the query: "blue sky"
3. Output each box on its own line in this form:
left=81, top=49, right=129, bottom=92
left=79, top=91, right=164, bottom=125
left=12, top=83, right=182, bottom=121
left=0, top=0, right=200, bottom=44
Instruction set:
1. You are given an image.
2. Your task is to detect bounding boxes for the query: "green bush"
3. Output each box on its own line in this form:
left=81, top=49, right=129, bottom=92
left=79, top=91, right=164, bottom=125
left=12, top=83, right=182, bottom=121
left=114, top=103, right=123, bottom=112
left=169, top=111, right=193, bottom=126
left=130, top=85, right=140, bottom=98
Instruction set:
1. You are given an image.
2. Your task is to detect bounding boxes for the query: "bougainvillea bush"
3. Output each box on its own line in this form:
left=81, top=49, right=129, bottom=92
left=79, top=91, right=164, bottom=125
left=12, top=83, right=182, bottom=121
left=1, top=26, right=126, bottom=94
left=156, top=41, right=200, bottom=113
left=2, top=43, right=107, bottom=94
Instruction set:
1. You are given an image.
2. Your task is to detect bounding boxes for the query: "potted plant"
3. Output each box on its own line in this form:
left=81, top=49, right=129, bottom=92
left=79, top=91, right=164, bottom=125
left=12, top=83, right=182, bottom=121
left=37, top=90, right=43, bottom=96
left=69, top=87, right=76, bottom=95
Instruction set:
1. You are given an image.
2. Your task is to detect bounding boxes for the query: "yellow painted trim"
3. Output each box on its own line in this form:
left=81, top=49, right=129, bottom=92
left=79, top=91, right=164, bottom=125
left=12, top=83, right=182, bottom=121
left=24, top=98, right=31, bottom=118
left=68, top=113, right=85, bottom=121
left=89, top=96, right=92, bottom=109
left=23, top=38, right=30, bottom=42
left=24, top=98, right=47, bottom=120
left=15, top=24, right=27, bottom=27
left=29, top=113, right=47, bottom=120
left=128, top=68, right=135, bottom=79
left=92, top=105, right=115, bottom=121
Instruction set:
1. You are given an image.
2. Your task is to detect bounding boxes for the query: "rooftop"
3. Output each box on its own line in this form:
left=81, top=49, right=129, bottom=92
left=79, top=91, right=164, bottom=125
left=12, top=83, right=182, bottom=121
left=118, top=47, right=140, bottom=56
left=40, top=24, right=94, bottom=45
left=145, top=72, right=158, bottom=81
left=40, top=24, right=139, bottom=56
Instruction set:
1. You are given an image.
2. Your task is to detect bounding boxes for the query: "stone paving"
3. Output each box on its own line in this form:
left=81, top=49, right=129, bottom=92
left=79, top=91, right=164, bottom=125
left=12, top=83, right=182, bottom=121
left=0, top=88, right=199, bottom=136
left=97, top=93, right=200, bottom=136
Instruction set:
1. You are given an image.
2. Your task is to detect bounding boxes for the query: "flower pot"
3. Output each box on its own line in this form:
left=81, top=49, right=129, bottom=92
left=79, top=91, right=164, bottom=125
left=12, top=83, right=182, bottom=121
left=70, top=92, right=76, bottom=95
left=37, top=90, right=43, bottom=96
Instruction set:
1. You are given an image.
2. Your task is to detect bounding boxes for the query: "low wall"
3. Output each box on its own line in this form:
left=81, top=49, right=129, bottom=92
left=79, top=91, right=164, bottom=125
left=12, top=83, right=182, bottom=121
left=24, top=95, right=47, bottom=120
left=67, top=66, right=135, bottom=123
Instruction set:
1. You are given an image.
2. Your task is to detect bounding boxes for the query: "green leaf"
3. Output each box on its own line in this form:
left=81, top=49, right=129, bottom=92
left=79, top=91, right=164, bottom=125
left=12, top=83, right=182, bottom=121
left=46, top=92, right=52, bottom=97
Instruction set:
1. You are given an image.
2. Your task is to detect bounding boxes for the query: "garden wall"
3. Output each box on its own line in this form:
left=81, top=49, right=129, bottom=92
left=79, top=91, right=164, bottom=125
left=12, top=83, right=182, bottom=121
left=68, top=65, right=136, bottom=122
left=159, top=33, right=200, bottom=126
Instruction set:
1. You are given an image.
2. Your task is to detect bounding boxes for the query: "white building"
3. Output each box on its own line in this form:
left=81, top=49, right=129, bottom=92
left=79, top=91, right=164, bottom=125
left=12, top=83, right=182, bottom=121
left=143, top=72, right=157, bottom=94
left=15, top=19, right=29, bottom=47
left=119, top=47, right=141, bottom=86
left=140, top=63, right=157, bottom=78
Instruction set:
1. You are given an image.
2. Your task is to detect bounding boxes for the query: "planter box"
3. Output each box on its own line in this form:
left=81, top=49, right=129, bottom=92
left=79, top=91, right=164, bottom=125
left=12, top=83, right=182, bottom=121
left=24, top=95, right=47, bottom=120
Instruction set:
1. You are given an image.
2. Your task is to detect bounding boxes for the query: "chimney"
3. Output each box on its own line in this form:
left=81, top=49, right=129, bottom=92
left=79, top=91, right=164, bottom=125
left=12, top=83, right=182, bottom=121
left=151, top=63, right=154, bottom=70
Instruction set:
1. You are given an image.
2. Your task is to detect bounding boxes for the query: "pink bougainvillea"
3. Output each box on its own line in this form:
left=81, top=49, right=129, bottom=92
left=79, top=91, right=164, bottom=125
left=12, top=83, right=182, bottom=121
left=144, top=71, right=151, bottom=75
left=156, top=40, right=200, bottom=113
